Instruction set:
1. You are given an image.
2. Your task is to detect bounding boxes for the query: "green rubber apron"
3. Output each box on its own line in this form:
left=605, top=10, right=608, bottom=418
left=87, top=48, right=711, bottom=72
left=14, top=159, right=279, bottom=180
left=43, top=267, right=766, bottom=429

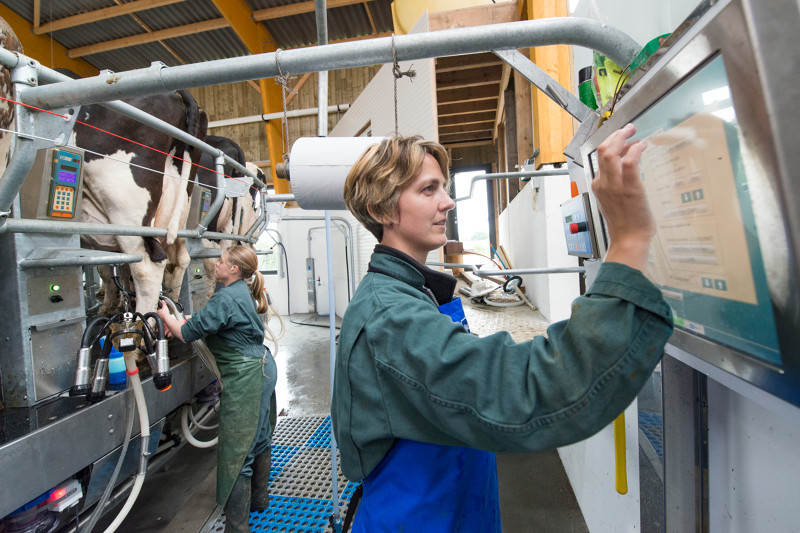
left=206, top=334, right=265, bottom=506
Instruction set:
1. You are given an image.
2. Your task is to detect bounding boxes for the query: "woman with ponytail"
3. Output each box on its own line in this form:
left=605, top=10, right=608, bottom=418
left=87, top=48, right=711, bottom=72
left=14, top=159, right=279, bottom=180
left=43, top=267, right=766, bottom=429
left=157, top=244, right=276, bottom=532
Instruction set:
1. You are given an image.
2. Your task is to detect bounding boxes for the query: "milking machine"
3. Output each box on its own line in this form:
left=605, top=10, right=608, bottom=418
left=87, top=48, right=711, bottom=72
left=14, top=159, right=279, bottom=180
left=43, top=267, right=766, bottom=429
left=0, top=145, right=215, bottom=532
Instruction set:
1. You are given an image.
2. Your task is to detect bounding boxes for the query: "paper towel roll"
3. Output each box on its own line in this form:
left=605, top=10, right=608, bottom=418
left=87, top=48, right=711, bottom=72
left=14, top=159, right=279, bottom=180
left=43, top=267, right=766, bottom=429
left=289, top=136, right=385, bottom=210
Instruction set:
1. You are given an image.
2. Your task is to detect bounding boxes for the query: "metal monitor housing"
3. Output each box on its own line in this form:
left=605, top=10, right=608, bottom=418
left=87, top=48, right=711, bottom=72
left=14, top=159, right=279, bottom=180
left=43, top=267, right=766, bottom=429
left=580, top=0, right=800, bottom=407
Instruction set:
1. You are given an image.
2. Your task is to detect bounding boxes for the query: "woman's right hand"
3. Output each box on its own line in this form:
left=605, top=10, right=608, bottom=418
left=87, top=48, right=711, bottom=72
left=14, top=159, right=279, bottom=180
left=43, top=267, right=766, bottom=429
left=591, top=123, right=654, bottom=272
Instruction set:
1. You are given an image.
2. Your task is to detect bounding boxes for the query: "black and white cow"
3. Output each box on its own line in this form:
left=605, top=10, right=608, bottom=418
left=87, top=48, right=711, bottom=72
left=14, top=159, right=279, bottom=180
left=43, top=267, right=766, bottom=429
left=0, top=16, right=22, bottom=177
left=195, top=135, right=263, bottom=299
left=74, top=90, right=207, bottom=316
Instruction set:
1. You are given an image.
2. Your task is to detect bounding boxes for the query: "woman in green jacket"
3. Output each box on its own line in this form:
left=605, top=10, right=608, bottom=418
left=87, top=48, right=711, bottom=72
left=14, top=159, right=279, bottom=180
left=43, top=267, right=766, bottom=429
left=331, top=126, right=673, bottom=532
left=157, top=244, right=276, bottom=533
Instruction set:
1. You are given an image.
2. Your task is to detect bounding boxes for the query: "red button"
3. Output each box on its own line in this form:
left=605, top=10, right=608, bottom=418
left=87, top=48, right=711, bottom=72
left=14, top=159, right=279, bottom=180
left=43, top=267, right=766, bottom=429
left=569, top=222, right=588, bottom=234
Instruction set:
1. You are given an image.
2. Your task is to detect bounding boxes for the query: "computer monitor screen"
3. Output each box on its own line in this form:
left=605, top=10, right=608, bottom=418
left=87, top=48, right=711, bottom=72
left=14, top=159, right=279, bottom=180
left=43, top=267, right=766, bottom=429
left=590, top=55, right=781, bottom=366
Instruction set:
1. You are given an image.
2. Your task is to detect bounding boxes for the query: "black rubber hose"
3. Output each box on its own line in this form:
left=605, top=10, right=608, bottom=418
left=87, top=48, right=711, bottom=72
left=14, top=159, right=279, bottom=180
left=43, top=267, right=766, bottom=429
left=112, top=274, right=136, bottom=297
left=142, top=312, right=166, bottom=340
left=81, top=316, right=111, bottom=348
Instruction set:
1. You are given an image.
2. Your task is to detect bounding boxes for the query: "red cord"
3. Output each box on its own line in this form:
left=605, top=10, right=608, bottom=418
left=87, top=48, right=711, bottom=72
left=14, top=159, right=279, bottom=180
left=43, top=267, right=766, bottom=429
left=0, top=94, right=265, bottom=198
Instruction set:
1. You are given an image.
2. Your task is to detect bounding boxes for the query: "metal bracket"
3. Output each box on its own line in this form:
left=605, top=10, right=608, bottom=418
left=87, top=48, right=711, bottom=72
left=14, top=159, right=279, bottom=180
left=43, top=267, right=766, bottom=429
left=493, top=49, right=595, bottom=123
left=563, top=111, right=601, bottom=166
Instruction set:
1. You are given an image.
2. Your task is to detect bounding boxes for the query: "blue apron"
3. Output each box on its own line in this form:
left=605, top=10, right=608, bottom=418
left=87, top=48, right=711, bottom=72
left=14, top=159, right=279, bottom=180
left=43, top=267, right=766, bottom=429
left=353, top=297, right=501, bottom=532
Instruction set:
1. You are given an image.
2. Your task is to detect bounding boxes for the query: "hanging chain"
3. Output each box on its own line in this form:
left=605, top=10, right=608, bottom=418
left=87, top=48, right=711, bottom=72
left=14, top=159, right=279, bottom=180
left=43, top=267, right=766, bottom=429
left=274, top=48, right=293, bottom=165
left=391, top=34, right=416, bottom=136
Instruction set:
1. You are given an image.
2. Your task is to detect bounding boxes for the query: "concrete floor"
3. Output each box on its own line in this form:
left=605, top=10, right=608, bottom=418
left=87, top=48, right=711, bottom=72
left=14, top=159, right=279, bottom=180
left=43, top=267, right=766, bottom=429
left=108, top=306, right=588, bottom=532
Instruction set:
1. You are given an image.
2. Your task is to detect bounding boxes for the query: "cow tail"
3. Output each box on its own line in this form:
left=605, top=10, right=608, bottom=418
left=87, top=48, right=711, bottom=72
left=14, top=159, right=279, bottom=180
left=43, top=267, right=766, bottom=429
left=144, top=236, right=168, bottom=263
left=176, top=90, right=207, bottom=197
left=176, top=89, right=197, bottom=172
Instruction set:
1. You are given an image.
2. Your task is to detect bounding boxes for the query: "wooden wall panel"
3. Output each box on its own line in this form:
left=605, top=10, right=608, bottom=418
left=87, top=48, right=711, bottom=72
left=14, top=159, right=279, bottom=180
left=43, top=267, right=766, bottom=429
left=524, top=0, right=575, bottom=168
left=189, top=64, right=380, bottom=177
left=449, top=143, right=494, bottom=171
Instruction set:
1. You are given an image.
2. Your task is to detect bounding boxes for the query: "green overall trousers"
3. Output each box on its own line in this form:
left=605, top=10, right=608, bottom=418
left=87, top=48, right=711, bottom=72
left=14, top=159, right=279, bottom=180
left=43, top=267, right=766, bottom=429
left=207, top=335, right=275, bottom=507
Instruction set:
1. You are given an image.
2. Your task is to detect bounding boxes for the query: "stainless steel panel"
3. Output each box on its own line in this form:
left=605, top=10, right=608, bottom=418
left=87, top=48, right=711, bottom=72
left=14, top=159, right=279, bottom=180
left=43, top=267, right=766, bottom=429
left=29, top=322, right=82, bottom=402
left=83, top=420, right=165, bottom=507
left=663, top=355, right=708, bottom=532
left=0, top=354, right=215, bottom=518
left=306, top=258, right=316, bottom=314
left=26, top=271, right=81, bottom=315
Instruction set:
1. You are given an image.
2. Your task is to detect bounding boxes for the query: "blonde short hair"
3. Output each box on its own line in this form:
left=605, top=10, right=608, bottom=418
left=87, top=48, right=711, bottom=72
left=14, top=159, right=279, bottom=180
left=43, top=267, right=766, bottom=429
left=343, top=136, right=450, bottom=241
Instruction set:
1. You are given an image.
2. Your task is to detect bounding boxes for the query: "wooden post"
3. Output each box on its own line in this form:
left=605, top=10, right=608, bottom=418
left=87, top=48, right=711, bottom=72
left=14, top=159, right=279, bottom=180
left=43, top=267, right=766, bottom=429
left=524, top=0, right=575, bottom=168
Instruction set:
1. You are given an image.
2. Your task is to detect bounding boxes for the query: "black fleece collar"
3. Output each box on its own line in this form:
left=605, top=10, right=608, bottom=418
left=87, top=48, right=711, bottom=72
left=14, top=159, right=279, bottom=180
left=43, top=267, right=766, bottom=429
left=372, top=244, right=457, bottom=306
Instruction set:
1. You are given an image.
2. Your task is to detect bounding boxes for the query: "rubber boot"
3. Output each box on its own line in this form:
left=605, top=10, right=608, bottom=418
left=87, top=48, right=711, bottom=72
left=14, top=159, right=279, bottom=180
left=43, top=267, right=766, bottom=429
left=250, top=447, right=271, bottom=512
left=224, top=475, right=251, bottom=533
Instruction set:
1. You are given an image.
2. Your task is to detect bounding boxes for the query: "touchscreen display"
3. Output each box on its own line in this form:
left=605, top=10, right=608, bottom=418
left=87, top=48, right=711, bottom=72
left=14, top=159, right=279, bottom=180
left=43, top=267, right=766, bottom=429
left=596, top=55, right=781, bottom=366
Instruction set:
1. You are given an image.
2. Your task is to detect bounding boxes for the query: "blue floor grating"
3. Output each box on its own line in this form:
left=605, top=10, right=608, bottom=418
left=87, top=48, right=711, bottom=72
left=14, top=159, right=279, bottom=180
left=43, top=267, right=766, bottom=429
left=209, top=416, right=360, bottom=533
left=639, top=411, right=664, bottom=461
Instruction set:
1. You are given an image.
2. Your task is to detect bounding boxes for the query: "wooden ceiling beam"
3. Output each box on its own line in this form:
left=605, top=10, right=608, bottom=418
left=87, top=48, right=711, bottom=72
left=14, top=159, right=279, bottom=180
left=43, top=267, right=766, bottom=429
left=109, top=0, right=188, bottom=68
left=285, top=72, right=313, bottom=106
left=0, top=3, right=98, bottom=76
left=439, top=122, right=494, bottom=135
left=441, top=139, right=493, bottom=149
left=438, top=111, right=495, bottom=126
left=439, top=131, right=493, bottom=143
left=253, top=0, right=371, bottom=21
left=68, top=18, right=228, bottom=58
left=435, top=53, right=503, bottom=73
left=438, top=100, right=496, bottom=117
left=34, top=0, right=186, bottom=34
left=363, top=1, right=377, bottom=34
left=435, top=59, right=503, bottom=74
left=437, top=85, right=499, bottom=104
left=436, top=65, right=502, bottom=89
left=494, top=62, right=512, bottom=140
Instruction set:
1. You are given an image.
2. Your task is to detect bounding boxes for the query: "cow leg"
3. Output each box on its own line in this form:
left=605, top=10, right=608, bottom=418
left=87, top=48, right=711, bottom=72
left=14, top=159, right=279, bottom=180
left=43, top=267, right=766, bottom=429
left=201, top=238, right=222, bottom=301
left=163, top=237, right=190, bottom=305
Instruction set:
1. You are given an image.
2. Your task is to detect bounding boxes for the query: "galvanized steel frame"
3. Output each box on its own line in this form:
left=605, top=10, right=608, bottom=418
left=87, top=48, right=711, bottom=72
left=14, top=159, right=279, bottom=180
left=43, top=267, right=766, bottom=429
left=0, top=17, right=639, bottom=249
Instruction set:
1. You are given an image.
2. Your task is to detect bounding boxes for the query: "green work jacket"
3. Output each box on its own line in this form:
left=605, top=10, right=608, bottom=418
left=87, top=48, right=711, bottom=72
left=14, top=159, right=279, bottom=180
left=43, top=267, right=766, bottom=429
left=181, top=279, right=265, bottom=357
left=331, top=247, right=674, bottom=481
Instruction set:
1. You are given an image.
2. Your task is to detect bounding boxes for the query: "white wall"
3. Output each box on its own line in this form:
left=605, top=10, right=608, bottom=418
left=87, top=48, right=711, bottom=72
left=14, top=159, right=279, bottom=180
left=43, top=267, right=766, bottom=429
left=262, top=209, right=350, bottom=317
left=571, top=0, right=698, bottom=75
left=325, top=10, right=439, bottom=315
left=330, top=12, right=436, bottom=141
left=497, top=175, right=579, bottom=323
left=707, top=381, right=800, bottom=532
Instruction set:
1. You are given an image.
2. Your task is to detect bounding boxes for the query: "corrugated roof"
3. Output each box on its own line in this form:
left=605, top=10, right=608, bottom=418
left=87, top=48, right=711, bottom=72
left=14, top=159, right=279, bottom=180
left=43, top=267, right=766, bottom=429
left=1, top=0, right=512, bottom=148
left=0, top=0, right=395, bottom=72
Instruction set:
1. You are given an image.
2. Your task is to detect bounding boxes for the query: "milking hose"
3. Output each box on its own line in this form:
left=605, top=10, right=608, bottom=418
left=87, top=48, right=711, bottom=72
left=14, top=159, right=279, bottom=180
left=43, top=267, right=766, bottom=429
left=101, top=351, right=150, bottom=533
left=180, top=403, right=219, bottom=448
left=80, top=396, right=135, bottom=533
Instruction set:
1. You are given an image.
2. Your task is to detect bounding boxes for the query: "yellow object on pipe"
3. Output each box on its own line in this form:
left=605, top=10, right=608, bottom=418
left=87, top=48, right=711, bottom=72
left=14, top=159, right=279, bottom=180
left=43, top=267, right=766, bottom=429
left=614, top=413, right=628, bottom=494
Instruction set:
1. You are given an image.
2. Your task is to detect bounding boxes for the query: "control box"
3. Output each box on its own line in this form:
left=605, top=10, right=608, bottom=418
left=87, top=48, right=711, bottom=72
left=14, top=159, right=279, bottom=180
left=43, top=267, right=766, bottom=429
left=20, top=147, right=84, bottom=220
left=560, top=193, right=599, bottom=258
left=187, top=186, right=214, bottom=228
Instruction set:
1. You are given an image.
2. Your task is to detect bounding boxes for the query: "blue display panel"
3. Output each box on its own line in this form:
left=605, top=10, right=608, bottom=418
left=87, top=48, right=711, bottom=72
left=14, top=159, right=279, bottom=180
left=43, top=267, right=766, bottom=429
left=57, top=170, right=77, bottom=184
left=626, top=56, right=780, bottom=366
